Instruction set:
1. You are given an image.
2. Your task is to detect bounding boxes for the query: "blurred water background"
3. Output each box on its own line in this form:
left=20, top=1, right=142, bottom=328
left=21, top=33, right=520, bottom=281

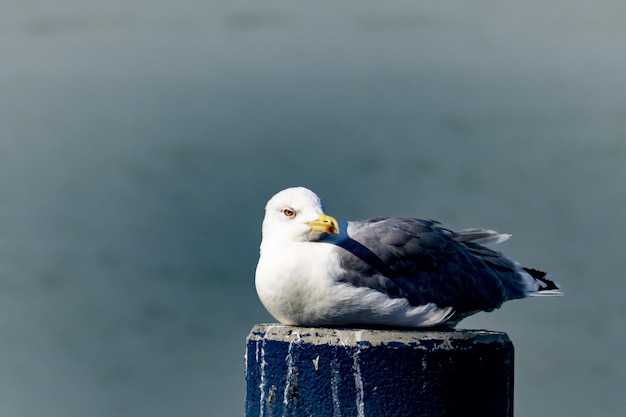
left=1, top=1, right=625, bottom=416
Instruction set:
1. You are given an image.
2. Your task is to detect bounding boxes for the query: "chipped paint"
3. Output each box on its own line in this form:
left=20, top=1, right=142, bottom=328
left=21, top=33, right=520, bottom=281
left=312, top=355, right=320, bottom=371
left=330, top=357, right=342, bottom=417
left=352, top=330, right=365, bottom=417
left=282, top=331, right=300, bottom=414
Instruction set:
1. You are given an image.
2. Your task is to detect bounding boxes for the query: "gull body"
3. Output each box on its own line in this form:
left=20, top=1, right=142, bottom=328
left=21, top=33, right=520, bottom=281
left=255, top=187, right=562, bottom=327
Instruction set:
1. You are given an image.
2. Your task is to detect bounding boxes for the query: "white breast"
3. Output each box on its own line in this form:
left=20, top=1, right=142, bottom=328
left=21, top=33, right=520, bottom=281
left=255, top=241, right=344, bottom=325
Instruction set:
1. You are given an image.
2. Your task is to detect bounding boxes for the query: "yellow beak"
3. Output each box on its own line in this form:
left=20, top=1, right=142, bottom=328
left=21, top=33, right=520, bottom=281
left=307, top=213, right=340, bottom=235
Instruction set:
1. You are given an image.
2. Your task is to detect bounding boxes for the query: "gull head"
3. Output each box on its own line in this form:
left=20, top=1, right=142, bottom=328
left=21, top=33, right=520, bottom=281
left=261, top=187, right=339, bottom=243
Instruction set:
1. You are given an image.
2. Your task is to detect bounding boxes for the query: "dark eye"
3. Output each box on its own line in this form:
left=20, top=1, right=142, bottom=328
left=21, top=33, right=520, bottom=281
left=282, top=208, right=296, bottom=217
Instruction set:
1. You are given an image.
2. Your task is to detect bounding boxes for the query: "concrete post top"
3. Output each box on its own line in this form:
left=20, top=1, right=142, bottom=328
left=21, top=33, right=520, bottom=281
left=248, top=323, right=511, bottom=349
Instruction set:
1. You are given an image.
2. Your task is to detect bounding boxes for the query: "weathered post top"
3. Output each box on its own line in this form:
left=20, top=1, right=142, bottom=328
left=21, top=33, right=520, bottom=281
left=245, top=324, right=514, bottom=417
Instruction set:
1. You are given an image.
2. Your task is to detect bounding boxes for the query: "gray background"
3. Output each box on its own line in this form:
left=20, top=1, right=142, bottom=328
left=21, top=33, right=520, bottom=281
left=1, top=1, right=624, bottom=416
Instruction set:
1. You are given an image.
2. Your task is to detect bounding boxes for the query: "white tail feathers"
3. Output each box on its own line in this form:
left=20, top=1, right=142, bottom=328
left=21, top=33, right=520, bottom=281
left=529, top=289, right=563, bottom=296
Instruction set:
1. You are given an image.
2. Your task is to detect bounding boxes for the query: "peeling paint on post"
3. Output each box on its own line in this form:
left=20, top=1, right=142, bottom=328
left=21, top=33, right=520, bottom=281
left=245, top=324, right=514, bottom=417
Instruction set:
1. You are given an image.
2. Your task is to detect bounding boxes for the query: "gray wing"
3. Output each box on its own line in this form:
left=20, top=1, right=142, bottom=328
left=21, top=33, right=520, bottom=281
left=324, top=217, right=532, bottom=319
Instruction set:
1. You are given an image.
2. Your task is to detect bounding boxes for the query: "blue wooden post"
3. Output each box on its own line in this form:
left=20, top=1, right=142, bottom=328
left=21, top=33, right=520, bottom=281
left=245, top=324, right=514, bottom=417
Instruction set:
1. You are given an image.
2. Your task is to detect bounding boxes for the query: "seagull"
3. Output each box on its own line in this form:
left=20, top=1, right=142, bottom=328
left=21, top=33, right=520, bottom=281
left=255, top=187, right=562, bottom=327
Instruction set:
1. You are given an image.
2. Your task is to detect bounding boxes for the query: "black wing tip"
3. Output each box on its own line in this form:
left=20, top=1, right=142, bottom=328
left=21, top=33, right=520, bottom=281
left=523, top=267, right=563, bottom=293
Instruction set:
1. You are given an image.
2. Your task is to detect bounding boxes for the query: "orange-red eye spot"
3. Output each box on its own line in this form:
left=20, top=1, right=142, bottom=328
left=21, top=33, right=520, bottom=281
left=282, top=208, right=295, bottom=217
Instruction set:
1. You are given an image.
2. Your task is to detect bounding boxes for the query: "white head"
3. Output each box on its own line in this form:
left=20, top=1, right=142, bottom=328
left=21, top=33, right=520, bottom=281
left=261, top=187, right=339, bottom=243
